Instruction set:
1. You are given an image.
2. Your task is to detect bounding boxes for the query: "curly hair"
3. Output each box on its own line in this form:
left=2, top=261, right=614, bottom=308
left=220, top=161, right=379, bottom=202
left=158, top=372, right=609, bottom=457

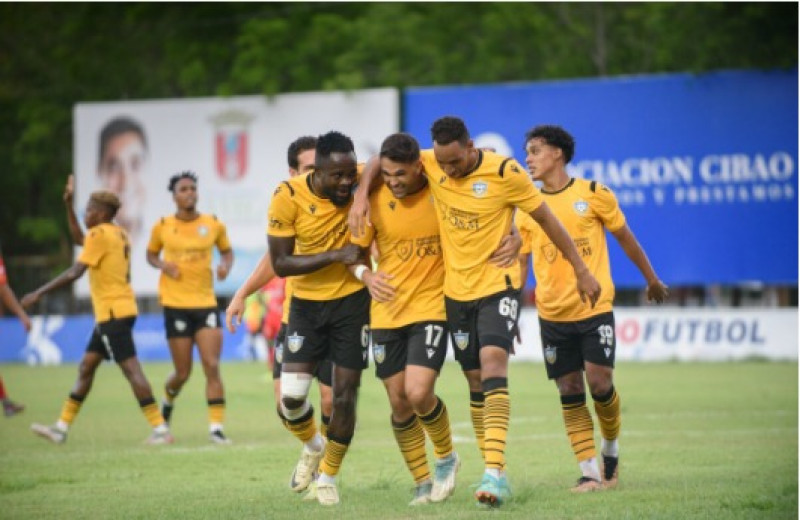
left=315, top=131, right=354, bottom=162
left=525, top=125, right=575, bottom=164
left=89, top=190, right=121, bottom=218
left=168, top=171, right=198, bottom=192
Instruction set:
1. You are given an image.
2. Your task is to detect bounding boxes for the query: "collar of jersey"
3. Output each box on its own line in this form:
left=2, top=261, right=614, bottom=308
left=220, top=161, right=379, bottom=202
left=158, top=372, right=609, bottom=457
left=541, top=177, right=575, bottom=195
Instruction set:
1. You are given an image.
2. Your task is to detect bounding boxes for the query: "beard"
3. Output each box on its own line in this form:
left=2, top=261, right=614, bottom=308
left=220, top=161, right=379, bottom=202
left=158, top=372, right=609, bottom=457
left=324, top=186, right=353, bottom=207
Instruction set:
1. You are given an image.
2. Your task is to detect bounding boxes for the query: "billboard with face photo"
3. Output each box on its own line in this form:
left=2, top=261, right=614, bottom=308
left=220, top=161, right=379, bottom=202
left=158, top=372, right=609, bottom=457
left=74, top=88, right=399, bottom=297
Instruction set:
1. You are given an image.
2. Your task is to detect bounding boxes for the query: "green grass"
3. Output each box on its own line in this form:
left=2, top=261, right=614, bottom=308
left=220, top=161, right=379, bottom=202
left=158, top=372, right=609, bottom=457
left=0, top=361, right=796, bottom=519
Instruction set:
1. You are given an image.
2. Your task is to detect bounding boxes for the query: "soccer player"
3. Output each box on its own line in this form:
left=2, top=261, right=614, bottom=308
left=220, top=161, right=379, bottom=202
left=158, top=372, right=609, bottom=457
left=350, top=116, right=601, bottom=507
left=516, top=125, right=668, bottom=492
left=146, top=172, right=234, bottom=444
left=0, top=240, right=32, bottom=417
left=225, top=136, right=333, bottom=440
left=23, top=180, right=172, bottom=445
left=267, top=131, right=367, bottom=506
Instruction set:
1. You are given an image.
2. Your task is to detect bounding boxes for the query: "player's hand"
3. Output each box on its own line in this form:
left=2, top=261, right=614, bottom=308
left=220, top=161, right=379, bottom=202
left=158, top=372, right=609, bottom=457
left=63, top=174, right=75, bottom=204
left=646, top=279, right=669, bottom=303
left=225, top=294, right=245, bottom=333
left=489, top=228, right=522, bottom=267
left=216, top=263, right=230, bottom=281
left=363, top=270, right=396, bottom=303
left=576, top=269, right=601, bottom=308
left=348, top=193, right=371, bottom=238
left=336, top=244, right=363, bottom=266
left=20, top=292, right=40, bottom=309
left=20, top=313, right=32, bottom=333
left=161, top=262, right=180, bottom=279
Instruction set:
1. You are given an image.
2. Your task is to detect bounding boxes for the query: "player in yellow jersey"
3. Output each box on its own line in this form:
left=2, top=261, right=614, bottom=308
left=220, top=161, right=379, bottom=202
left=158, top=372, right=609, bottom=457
left=146, top=171, right=234, bottom=444
left=267, top=131, right=367, bottom=506
left=24, top=180, right=172, bottom=445
left=516, top=125, right=668, bottom=492
left=226, top=136, right=333, bottom=440
left=351, top=117, right=601, bottom=508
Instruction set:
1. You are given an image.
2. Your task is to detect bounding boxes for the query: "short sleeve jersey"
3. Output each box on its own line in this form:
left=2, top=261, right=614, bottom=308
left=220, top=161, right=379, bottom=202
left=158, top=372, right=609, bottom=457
left=517, top=177, right=626, bottom=322
left=147, top=214, right=232, bottom=308
left=419, top=149, right=544, bottom=301
left=78, top=223, right=138, bottom=322
left=266, top=171, right=363, bottom=301
left=351, top=183, right=445, bottom=328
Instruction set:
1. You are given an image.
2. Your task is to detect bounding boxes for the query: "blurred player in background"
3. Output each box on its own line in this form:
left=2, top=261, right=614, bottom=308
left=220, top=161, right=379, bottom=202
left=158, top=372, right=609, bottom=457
left=267, top=131, right=367, bottom=506
left=516, top=125, right=668, bottom=492
left=0, top=240, right=32, bottom=417
left=146, top=171, right=234, bottom=444
left=351, top=116, right=600, bottom=508
left=24, top=178, right=172, bottom=445
left=226, top=136, right=333, bottom=438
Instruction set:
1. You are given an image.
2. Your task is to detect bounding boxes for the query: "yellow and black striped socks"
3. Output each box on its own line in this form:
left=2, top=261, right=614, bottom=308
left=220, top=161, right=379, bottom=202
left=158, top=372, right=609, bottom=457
left=561, top=393, right=597, bottom=462
left=319, top=433, right=351, bottom=477
left=483, top=378, right=510, bottom=471
left=57, top=393, right=85, bottom=429
left=392, top=415, right=431, bottom=484
left=208, top=398, right=225, bottom=430
left=593, top=386, right=621, bottom=455
left=282, top=403, right=318, bottom=443
left=139, top=396, right=166, bottom=428
left=469, top=391, right=486, bottom=461
left=418, top=396, right=453, bottom=459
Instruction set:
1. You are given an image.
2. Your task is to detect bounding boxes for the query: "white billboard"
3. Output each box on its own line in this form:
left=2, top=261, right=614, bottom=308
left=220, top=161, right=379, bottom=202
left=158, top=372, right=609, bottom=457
left=73, top=89, right=399, bottom=297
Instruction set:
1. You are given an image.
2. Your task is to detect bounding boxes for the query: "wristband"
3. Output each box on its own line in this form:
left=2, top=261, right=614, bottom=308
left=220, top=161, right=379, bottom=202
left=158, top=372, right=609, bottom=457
left=354, top=265, right=368, bottom=281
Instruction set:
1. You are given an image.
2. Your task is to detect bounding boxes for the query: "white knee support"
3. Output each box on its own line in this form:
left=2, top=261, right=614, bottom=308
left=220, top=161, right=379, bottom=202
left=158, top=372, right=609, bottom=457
left=280, top=372, right=313, bottom=420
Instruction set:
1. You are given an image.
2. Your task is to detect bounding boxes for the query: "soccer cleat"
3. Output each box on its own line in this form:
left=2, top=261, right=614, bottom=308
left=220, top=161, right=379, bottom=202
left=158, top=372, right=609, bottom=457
left=408, top=480, right=433, bottom=506
left=4, top=400, right=24, bottom=417
left=302, top=480, right=318, bottom=501
left=571, top=476, right=602, bottom=493
left=161, top=402, right=173, bottom=425
left=31, top=423, right=67, bottom=444
left=145, top=430, right=174, bottom=445
left=315, top=481, right=340, bottom=506
left=209, top=429, right=232, bottom=445
left=474, top=472, right=512, bottom=507
left=289, top=446, right=324, bottom=492
left=430, top=451, right=460, bottom=502
left=602, top=455, right=619, bottom=489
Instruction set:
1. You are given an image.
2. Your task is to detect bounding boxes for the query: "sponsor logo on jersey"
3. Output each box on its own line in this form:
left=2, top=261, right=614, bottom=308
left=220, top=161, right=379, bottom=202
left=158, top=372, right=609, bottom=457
left=309, top=204, right=317, bottom=214
left=426, top=348, right=436, bottom=359
left=389, top=201, right=396, bottom=210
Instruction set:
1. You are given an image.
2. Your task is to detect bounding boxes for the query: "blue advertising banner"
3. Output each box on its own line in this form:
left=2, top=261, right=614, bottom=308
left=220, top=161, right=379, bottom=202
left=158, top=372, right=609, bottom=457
left=0, top=315, right=255, bottom=365
left=404, top=70, right=798, bottom=286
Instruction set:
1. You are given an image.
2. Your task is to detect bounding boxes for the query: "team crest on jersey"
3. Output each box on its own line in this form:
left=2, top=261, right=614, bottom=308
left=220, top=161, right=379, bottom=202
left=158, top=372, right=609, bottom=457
left=472, top=181, right=488, bottom=197
left=573, top=200, right=589, bottom=215
left=174, top=319, right=187, bottom=332
left=198, top=225, right=209, bottom=237
left=453, top=331, right=469, bottom=351
left=542, top=243, right=558, bottom=264
left=373, top=344, right=386, bottom=364
left=206, top=312, right=217, bottom=328
left=545, top=345, right=557, bottom=364
left=396, top=239, right=413, bottom=261
left=286, top=332, right=304, bottom=353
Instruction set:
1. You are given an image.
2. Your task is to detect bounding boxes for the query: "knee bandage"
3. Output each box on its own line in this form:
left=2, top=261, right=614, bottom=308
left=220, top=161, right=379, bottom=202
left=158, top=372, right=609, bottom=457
left=281, top=372, right=313, bottom=401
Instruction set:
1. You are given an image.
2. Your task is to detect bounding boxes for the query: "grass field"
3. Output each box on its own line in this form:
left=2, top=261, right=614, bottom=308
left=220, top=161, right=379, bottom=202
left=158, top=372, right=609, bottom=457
left=0, top=360, right=796, bottom=519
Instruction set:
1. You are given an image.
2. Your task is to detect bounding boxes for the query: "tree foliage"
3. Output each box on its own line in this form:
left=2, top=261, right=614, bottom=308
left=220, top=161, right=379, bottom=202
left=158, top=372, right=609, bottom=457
left=0, top=2, right=796, bottom=257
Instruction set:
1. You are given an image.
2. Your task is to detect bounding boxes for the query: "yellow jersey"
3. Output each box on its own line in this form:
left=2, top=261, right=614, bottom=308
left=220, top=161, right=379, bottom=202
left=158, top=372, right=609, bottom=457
left=78, top=223, right=138, bottom=322
left=147, top=214, right=232, bottom=308
left=420, top=149, right=544, bottom=301
left=267, top=171, right=363, bottom=301
left=516, top=177, right=625, bottom=321
left=352, top=183, right=445, bottom=328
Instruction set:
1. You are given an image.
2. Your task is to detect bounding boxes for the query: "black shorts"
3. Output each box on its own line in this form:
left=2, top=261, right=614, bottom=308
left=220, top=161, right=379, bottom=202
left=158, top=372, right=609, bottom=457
left=283, top=288, right=370, bottom=371
left=371, top=321, right=449, bottom=380
left=539, top=311, right=616, bottom=380
left=445, top=289, right=521, bottom=371
left=87, top=316, right=137, bottom=362
left=274, top=323, right=333, bottom=386
left=163, top=307, right=220, bottom=338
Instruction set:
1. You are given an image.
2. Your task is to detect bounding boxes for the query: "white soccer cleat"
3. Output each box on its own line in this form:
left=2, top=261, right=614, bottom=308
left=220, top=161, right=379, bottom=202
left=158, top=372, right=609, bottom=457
left=302, top=480, right=318, bottom=501
left=145, top=430, right=174, bottom=445
left=408, top=480, right=432, bottom=506
left=430, top=451, right=460, bottom=502
left=289, top=446, right=324, bottom=492
left=31, top=423, right=67, bottom=444
left=315, top=481, right=339, bottom=506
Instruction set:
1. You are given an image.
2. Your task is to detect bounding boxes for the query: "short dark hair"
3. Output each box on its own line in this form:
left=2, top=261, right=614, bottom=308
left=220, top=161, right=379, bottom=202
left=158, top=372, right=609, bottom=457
left=287, top=136, right=317, bottom=169
left=525, top=125, right=575, bottom=164
left=168, top=171, right=198, bottom=192
left=431, top=116, right=470, bottom=146
left=98, top=116, right=147, bottom=167
left=316, top=131, right=354, bottom=163
left=380, top=133, right=420, bottom=164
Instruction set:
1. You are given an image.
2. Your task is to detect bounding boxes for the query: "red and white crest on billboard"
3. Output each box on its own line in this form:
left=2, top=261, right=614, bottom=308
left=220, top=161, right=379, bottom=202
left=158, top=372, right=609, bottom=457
left=210, top=109, right=255, bottom=181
